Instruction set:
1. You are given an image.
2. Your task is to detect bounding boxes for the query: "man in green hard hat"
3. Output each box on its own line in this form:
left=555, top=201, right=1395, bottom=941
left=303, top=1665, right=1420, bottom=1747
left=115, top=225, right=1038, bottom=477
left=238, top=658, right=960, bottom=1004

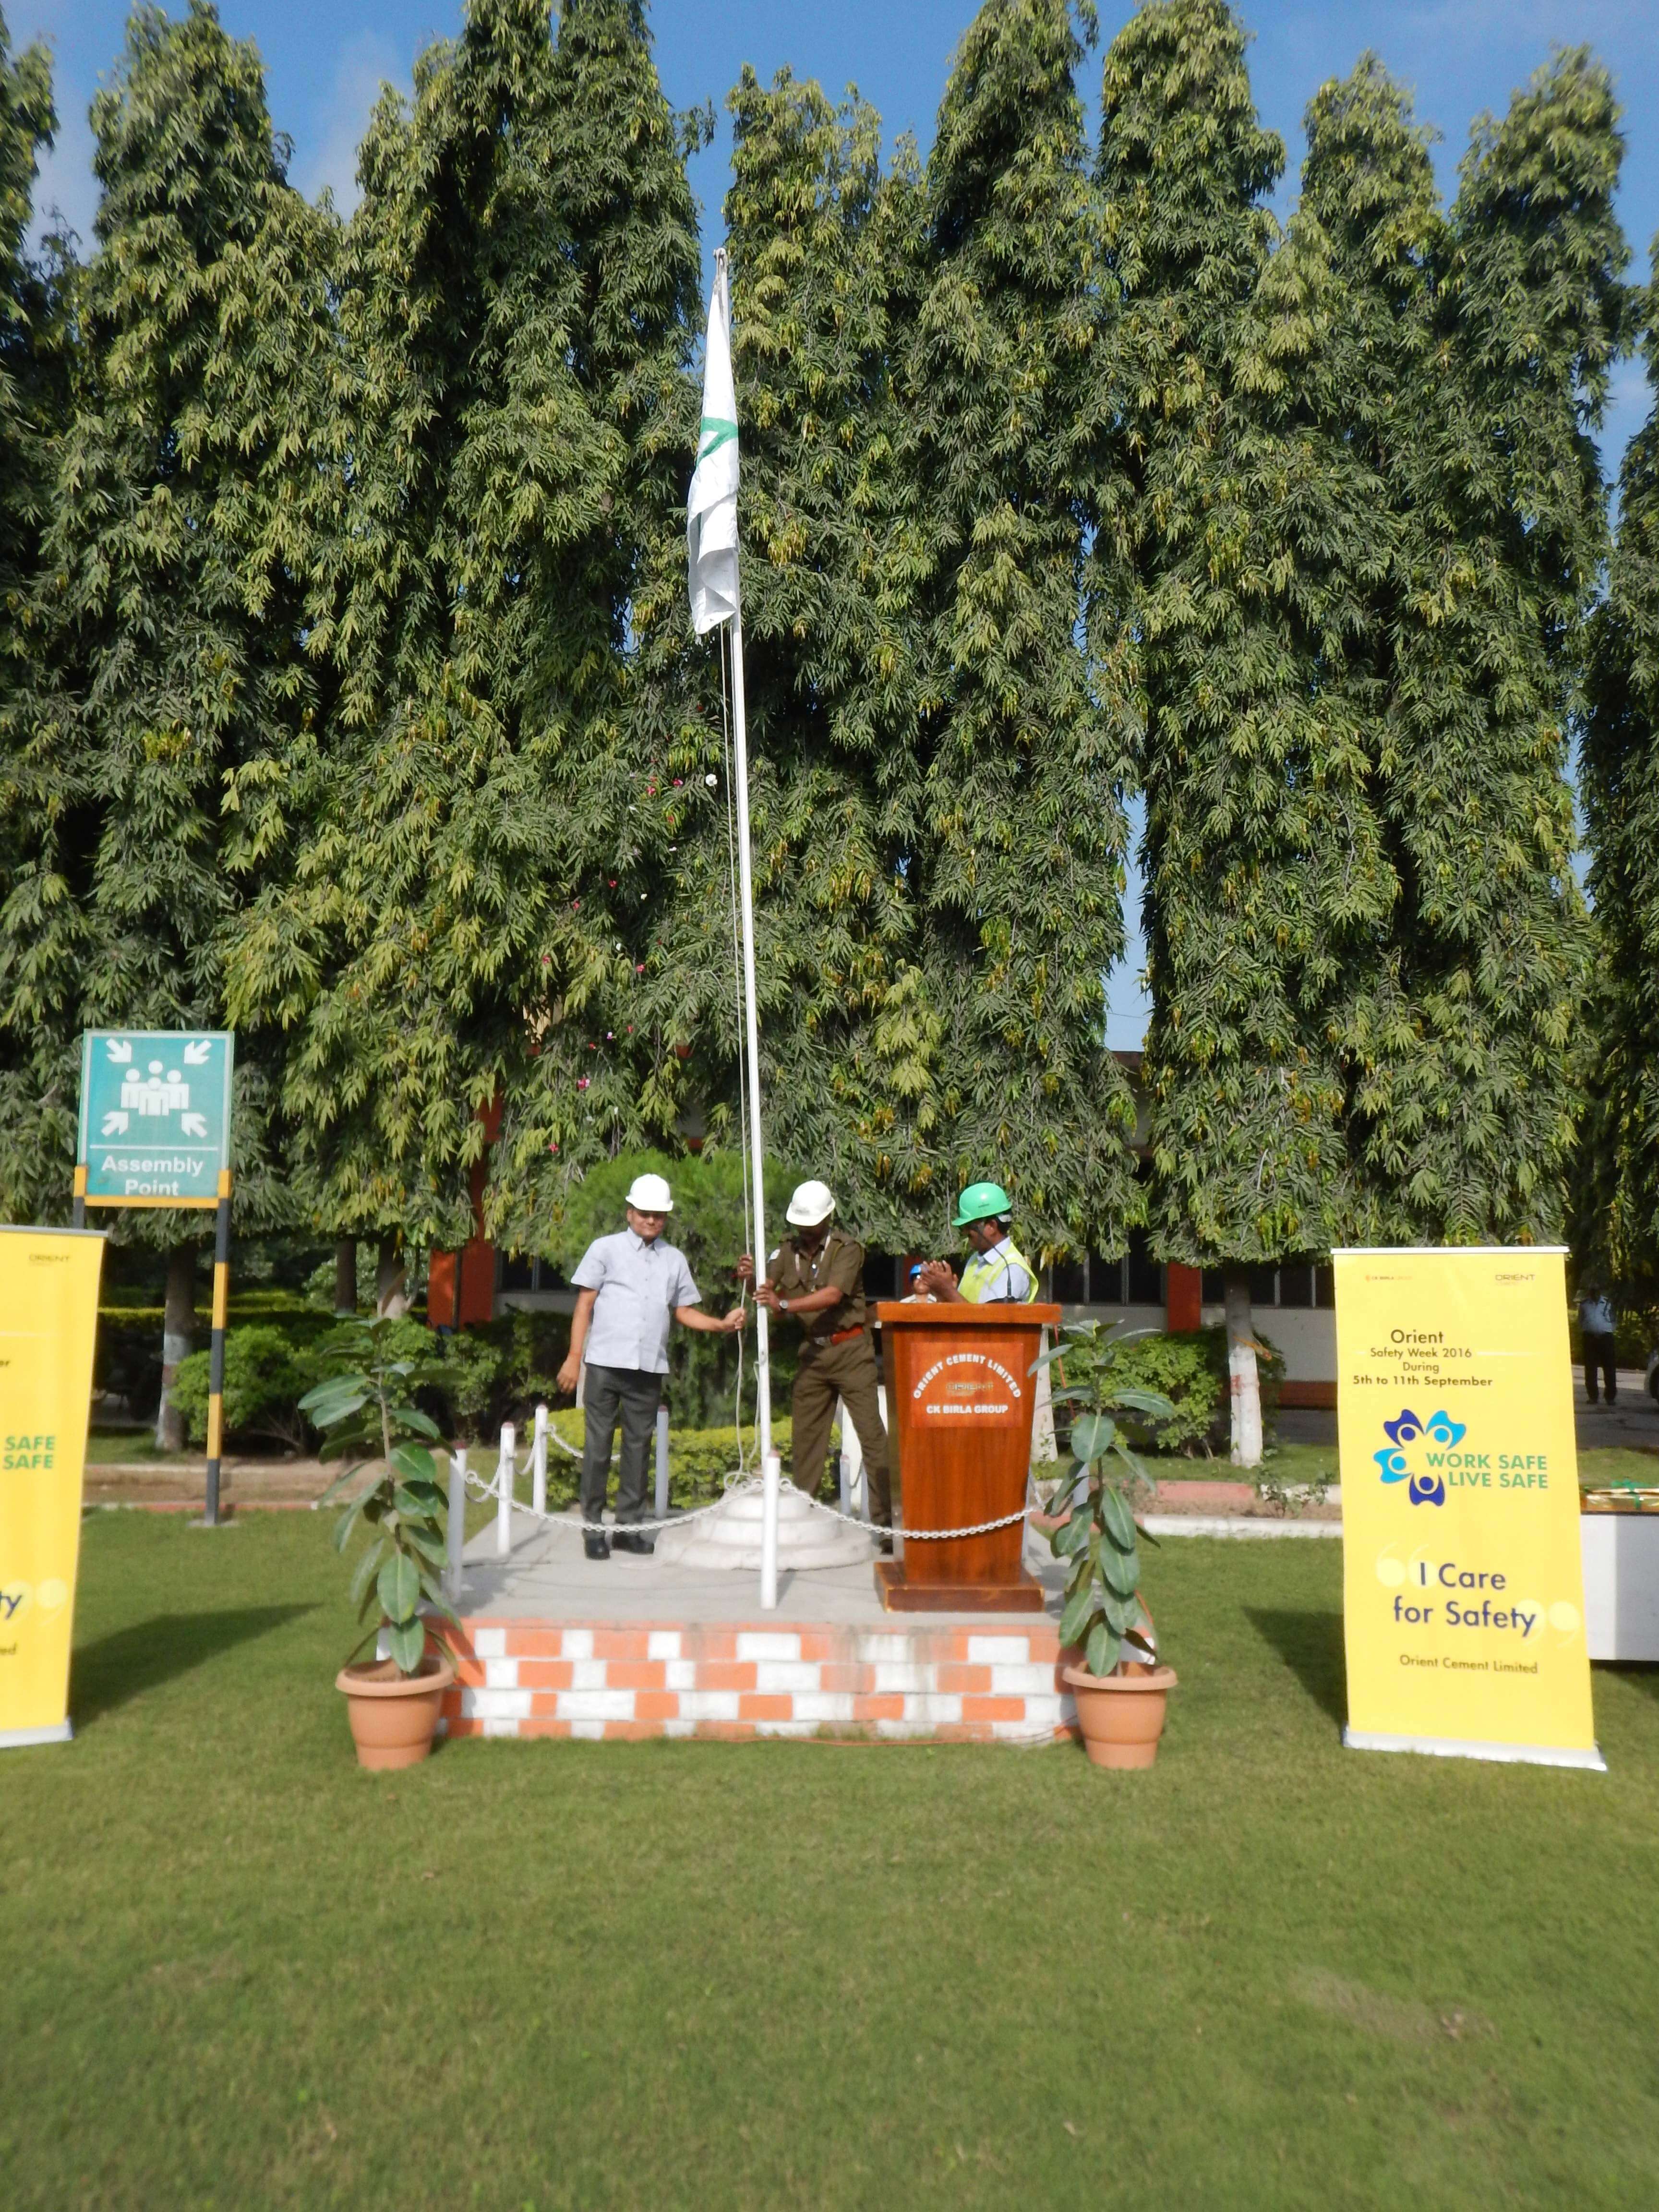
left=918, top=1182, right=1039, bottom=1305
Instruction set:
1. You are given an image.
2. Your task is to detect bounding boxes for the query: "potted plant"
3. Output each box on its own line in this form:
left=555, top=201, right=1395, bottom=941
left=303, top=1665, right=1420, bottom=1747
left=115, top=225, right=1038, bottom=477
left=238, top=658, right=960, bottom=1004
left=1041, top=1323, right=1178, bottom=1769
left=302, top=1320, right=459, bottom=1771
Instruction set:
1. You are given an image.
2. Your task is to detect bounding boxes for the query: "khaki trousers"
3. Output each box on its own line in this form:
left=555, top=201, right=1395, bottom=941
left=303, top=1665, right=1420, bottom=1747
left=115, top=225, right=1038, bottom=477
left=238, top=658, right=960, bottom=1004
left=790, top=1332, right=891, bottom=1527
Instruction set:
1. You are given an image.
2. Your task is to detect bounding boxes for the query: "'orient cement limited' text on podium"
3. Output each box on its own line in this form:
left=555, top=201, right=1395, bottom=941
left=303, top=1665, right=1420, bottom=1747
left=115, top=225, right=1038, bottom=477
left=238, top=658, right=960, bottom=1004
left=875, top=1300, right=1061, bottom=1612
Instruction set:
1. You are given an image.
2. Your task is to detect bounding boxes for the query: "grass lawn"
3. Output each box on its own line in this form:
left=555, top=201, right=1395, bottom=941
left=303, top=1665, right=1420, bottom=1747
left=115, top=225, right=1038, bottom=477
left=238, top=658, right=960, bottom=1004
left=4, top=1517, right=1658, bottom=2210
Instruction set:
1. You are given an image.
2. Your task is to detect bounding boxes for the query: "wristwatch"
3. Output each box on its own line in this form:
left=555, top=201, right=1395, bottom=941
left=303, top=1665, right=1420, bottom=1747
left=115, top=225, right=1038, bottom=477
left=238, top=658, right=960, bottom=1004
left=780, top=1298, right=791, bottom=1313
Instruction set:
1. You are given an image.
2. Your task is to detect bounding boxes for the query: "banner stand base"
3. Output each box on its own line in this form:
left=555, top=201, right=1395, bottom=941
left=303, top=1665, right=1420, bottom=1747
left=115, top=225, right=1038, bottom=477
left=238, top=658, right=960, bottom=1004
left=1344, top=1726, right=1606, bottom=1772
left=0, top=1719, right=73, bottom=1750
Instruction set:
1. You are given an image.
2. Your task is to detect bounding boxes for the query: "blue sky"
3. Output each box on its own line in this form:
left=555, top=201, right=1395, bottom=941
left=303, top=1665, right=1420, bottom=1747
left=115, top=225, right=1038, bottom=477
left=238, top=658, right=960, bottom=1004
left=16, top=0, right=1658, bottom=1045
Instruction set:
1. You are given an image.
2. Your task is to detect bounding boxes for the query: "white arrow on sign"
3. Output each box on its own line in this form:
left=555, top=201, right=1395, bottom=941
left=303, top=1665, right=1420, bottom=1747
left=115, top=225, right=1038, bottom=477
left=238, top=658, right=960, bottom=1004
left=182, top=1041, right=212, bottom=1065
left=101, top=1110, right=130, bottom=1136
left=180, top=1112, right=208, bottom=1138
left=105, top=1040, right=132, bottom=1064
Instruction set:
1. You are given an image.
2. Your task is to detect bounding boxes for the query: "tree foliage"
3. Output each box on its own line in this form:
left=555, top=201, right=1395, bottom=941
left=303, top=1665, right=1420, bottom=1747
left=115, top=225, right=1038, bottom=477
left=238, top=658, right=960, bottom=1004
left=1580, top=247, right=1659, bottom=1292
left=0, top=0, right=336, bottom=1233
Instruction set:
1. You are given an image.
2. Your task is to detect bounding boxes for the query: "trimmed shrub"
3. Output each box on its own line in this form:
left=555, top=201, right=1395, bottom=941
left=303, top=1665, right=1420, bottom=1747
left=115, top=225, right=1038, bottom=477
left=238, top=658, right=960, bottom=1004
left=170, top=1327, right=319, bottom=1451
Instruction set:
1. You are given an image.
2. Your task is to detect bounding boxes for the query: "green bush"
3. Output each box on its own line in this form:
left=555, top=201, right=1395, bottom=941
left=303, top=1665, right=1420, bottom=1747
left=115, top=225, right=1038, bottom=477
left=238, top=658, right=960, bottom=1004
left=1051, top=1326, right=1285, bottom=1458
left=541, top=1410, right=793, bottom=1508
left=170, top=1327, right=319, bottom=1451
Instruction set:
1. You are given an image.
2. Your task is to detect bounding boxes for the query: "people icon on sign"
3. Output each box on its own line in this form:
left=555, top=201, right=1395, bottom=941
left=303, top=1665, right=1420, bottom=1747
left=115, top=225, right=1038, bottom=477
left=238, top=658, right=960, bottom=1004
left=120, top=1060, right=190, bottom=1118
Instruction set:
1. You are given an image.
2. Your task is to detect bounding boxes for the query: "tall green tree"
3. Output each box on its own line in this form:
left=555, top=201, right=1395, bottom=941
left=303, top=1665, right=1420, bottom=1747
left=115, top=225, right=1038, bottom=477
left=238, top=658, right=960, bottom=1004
left=0, top=10, right=64, bottom=1192
left=228, top=0, right=703, bottom=1286
left=1094, top=0, right=1319, bottom=1461
left=0, top=0, right=337, bottom=1436
left=576, top=64, right=933, bottom=1253
left=897, top=0, right=1138, bottom=1256
left=1344, top=49, right=1626, bottom=1246
left=0, top=10, right=60, bottom=696
left=1579, top=247, right=1659, bottom=1295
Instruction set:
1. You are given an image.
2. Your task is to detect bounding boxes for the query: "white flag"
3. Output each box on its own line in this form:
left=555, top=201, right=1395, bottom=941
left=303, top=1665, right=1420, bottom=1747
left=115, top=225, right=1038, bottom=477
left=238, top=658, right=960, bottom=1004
left=687, top=266, right=739, bottom=635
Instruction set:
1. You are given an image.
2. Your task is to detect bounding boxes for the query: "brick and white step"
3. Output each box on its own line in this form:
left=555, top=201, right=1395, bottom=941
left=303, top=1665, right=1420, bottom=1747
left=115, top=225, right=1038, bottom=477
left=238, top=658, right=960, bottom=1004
left=441, top=1618, right=1078, bottom=1744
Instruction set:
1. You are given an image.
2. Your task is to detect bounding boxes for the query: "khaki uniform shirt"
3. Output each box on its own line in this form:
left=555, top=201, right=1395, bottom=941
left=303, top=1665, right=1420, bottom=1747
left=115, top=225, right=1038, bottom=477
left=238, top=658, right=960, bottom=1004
left=768, top=1229, right=869, bottom=1344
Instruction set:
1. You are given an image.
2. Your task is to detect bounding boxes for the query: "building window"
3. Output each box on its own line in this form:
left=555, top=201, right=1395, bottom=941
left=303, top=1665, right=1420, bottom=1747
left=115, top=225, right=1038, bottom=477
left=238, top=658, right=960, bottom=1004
left=864, top=1251, right=898, bottom=1301
left=495, top=1254, right=570, bottom=1295
left=1050, top=1256, right=1087, bottom=1303
left=1126, top=1230, right=1163, bottom=1307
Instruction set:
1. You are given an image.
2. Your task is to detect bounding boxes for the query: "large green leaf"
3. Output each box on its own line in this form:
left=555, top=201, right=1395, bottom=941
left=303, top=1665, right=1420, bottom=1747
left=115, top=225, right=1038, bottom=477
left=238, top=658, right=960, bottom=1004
left=1100, top=1485, right=1137, bottom=1551
left=1104, top=1587, right=1140, bottom=1637
left=349, top=1539, right=385, bottom=1612
left=377, top=1551, right=421, bottom=1626
left=299, top=1379, right=369, bottom=1426
left=1100, top=1542, right=1139, bottom=1599
left=1069, top=1411, right=1117, bottom=1463
left=385, top=1617, right=427, bottom=1676
left=1112, top=1386, right=1176, bottom=1420
left=403, top=1523, right=448, bottom=1569
left=1084, top=1619, right=1118, bottom=1678
left=391, top=1442, right=438, bottom=1486
left=388, top=1402, right=442, bottom=1440
left=1054, top=1510, right=1093, bottom=1559
left=1058, top=1580, right=1099, bottom=1647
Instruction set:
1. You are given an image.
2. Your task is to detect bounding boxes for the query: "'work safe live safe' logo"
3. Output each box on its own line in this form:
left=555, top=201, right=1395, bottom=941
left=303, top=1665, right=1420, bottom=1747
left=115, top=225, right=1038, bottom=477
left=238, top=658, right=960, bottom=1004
left=1373, top=1407, right=1467, bottom=1508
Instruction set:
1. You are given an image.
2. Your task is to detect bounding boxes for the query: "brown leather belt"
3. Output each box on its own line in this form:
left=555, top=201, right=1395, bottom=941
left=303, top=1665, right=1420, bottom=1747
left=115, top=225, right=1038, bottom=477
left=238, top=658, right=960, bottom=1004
left=824, top=1325, right=866, bottom=1345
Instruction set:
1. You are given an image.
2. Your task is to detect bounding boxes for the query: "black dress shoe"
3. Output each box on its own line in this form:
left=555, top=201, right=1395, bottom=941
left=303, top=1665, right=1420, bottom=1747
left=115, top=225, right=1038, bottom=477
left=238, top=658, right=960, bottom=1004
left=584, top=1531, right=611, bottom=1561
left=613, top=1529, right=656, bottom=1556
left=876, top=1531, right=894, bottom=1556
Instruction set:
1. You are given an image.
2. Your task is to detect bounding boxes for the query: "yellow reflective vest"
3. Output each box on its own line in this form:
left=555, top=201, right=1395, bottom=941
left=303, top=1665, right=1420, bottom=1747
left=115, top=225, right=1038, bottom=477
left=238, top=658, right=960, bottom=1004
left=960, top=1237, right=1037, bottom=1304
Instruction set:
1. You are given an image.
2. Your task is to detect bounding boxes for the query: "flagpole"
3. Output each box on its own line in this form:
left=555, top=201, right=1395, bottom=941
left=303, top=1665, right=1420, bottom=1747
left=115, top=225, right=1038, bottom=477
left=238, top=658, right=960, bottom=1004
left=713, top=251, right=779, bottom=1606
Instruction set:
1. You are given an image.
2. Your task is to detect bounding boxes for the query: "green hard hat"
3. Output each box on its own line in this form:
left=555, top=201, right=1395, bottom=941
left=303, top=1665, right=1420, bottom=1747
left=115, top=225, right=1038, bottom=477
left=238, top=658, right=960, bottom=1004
left=953, top=1179, right=1012, bottom=1229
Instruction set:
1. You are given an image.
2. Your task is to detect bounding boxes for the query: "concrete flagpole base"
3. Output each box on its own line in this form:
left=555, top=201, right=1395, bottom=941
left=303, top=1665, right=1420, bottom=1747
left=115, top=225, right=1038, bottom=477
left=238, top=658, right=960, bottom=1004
left=655, top=1483, right=875, bottom=1573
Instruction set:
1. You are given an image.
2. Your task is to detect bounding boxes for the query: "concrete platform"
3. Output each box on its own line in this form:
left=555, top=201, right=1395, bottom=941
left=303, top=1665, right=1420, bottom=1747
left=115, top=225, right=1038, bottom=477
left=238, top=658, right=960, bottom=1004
left=455, top=1506, right=1066, bottom=1628
left=443, top=1509, right=1084, bottom=1745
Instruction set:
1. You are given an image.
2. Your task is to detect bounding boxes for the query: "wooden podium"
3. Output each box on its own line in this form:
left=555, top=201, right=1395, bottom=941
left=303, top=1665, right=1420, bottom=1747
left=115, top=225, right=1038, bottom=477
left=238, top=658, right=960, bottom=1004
left=875, top=1300, right=1060, bottom=1612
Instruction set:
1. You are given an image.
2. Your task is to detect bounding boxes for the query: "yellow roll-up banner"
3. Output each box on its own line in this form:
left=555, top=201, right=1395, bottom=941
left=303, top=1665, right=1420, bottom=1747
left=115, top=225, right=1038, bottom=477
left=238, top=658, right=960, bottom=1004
left=1336, top=1246, right=1601, bottom=1770
left=0, top=1227, right=104, bottom=1749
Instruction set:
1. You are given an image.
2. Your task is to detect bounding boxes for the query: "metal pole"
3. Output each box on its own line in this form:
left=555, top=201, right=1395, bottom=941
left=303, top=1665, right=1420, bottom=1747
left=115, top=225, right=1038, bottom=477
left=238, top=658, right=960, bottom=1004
left=717, top=252, right=777, bottom=1608
left=447, top=1449, right=467, bottom=1601
left=203, top=1169, right=231, bottom=1525
left=655, top=1402, right=671, bottom=1522
left=496, top=1422, right=515, bottom=1559
left=531, top=1403, right=548, bottom=1519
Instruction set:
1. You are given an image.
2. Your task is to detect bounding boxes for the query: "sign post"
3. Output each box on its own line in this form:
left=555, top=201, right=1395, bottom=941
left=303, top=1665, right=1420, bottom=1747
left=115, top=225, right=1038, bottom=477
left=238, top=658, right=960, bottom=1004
left=76, top=1031, right=234, bottom=1524
left=1336, top=1246, right=1602, bottom=1770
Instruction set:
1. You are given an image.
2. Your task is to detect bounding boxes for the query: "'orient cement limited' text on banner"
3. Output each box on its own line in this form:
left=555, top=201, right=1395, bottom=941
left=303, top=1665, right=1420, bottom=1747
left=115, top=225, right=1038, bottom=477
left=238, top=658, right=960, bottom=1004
left=1336, top=1247, right=1601, bottom=1770
left=0, top=1227, right=103, bottom=1748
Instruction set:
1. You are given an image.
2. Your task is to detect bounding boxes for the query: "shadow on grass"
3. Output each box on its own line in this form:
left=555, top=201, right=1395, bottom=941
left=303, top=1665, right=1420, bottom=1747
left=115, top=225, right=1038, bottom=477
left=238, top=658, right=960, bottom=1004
left=72, top=1606, right=315, bottom=1725
left=1245, top=1606, right=1346, bottom=1729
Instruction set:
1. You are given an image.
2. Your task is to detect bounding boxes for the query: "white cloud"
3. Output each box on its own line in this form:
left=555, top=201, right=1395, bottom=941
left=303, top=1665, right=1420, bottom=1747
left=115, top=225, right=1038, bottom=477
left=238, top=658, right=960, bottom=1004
left=295, top=30, right=405, bottom=216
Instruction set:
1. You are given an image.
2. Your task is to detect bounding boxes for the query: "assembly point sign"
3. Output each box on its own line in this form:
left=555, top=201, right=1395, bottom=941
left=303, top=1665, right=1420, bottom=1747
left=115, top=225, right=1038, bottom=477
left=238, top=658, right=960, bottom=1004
left=77, top=1030, right=233, bottom=1208
left=1336, top=1246, right=1601, bottom=1771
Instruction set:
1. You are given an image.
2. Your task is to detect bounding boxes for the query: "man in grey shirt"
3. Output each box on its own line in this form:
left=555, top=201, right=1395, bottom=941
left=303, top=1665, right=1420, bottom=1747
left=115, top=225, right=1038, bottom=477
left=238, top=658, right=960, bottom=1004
left=555, top=1172, right=745, bottom=1558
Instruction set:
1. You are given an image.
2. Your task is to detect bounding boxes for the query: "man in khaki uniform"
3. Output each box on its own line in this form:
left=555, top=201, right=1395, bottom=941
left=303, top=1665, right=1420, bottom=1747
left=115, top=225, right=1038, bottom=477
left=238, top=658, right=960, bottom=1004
left=736, top=1180, right=892, bottom=1533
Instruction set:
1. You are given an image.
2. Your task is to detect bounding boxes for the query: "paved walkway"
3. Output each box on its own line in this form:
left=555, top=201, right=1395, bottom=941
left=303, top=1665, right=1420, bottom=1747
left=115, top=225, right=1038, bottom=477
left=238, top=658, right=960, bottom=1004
left=1279, top=1371, right=1657, bottom=1455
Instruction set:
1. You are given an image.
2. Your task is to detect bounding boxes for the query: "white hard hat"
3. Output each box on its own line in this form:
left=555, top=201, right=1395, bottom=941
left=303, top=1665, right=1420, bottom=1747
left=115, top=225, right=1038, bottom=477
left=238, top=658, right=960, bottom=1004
left=625, top=1172, right=674, bottom=1213
left=786, top=1179, right=836, bottom=1228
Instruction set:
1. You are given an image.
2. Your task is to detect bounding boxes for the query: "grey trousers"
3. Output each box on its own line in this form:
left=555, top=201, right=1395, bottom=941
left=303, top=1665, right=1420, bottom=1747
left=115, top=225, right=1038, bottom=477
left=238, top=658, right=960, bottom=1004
left=580, top=1363, right=662, bottom=1527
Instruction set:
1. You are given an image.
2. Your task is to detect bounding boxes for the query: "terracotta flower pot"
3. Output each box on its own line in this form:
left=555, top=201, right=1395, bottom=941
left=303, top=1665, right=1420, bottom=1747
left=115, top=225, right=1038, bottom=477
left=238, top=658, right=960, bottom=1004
left=1062, top=1663, right=1177, bottom=1770
left=336, top=1654, right=456, bottom=1771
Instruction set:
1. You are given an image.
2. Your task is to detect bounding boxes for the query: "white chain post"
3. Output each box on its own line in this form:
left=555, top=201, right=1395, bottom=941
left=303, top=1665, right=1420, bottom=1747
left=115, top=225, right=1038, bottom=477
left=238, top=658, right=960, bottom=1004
left=654, top=1402, right=671, bottom=1522
left=496, top=1422, right=515, bottom=1559
left=837, top=1401, right=852, bottom=1515
left=447, top=1448, right=468, bottom=1600
left=531, top=1403, right=548, bottom=1518
left=760, top=1449, right=781, bottom=1610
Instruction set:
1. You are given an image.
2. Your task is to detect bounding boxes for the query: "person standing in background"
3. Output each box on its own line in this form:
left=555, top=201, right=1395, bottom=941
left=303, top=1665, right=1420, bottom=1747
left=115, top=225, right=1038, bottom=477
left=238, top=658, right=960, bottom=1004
left=1578, top=1285, right=1618, bottom=1406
